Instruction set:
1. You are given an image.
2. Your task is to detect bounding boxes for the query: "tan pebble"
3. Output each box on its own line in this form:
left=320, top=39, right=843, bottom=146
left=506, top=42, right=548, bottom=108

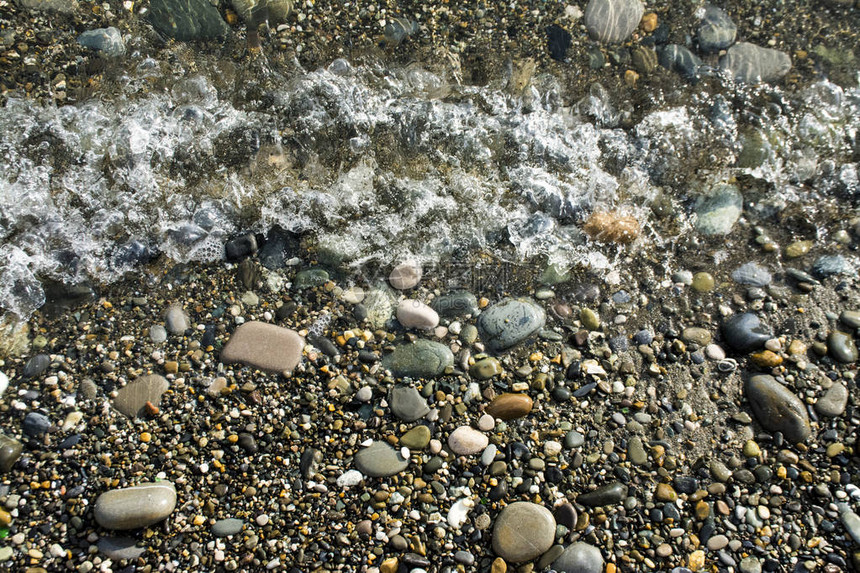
left=641, top=11, right=658, bottom=32
left=491, top=557, right=507, bottom=573
left=688, top=549, right=705, bottom=571
left=655, top=483, right=677, bottom=502
left=380, top=557, right=399, bottom=573
left=750, top=350, right=783, bottom=367
left=583, top=211, right=640, bottom=244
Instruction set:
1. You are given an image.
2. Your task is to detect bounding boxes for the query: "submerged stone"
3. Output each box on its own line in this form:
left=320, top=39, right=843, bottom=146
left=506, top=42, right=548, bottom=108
left=694, top=184, right=742, bottom=235
left=697, top=5, right=736, bottom=52
left=477, top=298, right=546, bottom=352
left=719, top=42, right=791, bottom=83
left=584, top=0, right=644, bottom=43
left=148, top=0, right=229, bottom=41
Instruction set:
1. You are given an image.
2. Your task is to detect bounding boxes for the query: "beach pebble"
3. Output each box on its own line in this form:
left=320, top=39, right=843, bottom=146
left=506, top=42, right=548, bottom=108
left=697, top=5, right=736, bottom=52
left=212, top=518, right=245, bottom=537
left=553, top=541, right=603, bottom=573
left=94, top=481, right=177, bottom=530
left=97, top=537, right=146, bottom=561
left=390, top=386, right=430, bottom=422
left=720, top=42, right=791, bottom=83
left=164, top=304, right=189, bottom=335
left=396, top=299, right=439, bottom=330
left=492, top=502, right=556, bottom=563
left=355, top=441, right=409, bottom=477
left=477, top=298, right=546, bottom=352
left=382, top=339, right=454, bottom=378
left=721, top=313, right=772, bottom=353
left=745, top=375, right=811, bottom=443
left=815, top=382, right=849, bottom=417
left=448, top=426, right=488, bottom=455
left=584, top=0, right=644, bottom=43
left=486, top=393, right=533, bottom=420
left=389, top=262, right=422, bottom=289
left=221, top=321, right=304, bottom=374
left=113, top=374, right=169, bottom=418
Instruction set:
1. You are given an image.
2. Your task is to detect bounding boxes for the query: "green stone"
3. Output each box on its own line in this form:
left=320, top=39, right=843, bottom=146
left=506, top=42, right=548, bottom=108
left=400, top=425, right=431, bottom=449
left=0, top=435, right=23, bottom=473
left=148, top=0, right=229, bottom=41
left=785, top=240, right=813, bottom=258
left=470, top=357, right=503, bottom=380
left=293, top=268, right=330, bottom=290
left=691, top=272, right=715, bottom=293
left=580, top=308, right=600, bottom=331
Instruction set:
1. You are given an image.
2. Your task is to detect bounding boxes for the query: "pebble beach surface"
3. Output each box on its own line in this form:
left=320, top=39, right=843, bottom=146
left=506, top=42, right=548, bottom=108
left=1, top=0, right=860, bottom=571
left=1, top=240, right=860, bottom=573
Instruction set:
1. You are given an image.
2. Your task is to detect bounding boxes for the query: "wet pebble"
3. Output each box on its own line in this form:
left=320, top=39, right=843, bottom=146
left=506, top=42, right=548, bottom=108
left=94, top=482, right=177, bottom=530
left=477, top=298, right=546, bottom=352
left=492, top=502, right=556, bottom=563
left=721, top=313, right=772, bottom=353
left=584, top=0, right=644, bottom=43
left=697, top=5, right=736, bottom=52
left=355, top=441, right=409, bottom=477
left=745, top=374, right=811, bottom=443
left=382, top=339, right=453, bottom=378
left=719, top=42, right=792, bottom=83
left=816, top=382, right=849, bottom=417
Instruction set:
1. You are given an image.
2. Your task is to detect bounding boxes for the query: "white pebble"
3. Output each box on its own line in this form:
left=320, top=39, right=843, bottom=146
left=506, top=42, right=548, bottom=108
left=337, top=470, right=364, bottom=488
left=447, top=498, right=474, bottom=529
left=0, top=372, right=9, bottom=396
left=256, top=514, right=269, bottom=526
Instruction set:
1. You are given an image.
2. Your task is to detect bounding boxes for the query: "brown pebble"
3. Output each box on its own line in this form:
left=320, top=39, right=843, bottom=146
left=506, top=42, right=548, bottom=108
left=641, top=12, right=658, bottom=32
left=750, top=350, right=783, bottom=367
left=486, top=393, right=533, bottom=420
left=583, top=211, right=640, bottom=244
left=491, top=557, right=507, bottom=573
left=655, top=483, right=677, bottom=502
left=380, top=557, right=399, bottom=573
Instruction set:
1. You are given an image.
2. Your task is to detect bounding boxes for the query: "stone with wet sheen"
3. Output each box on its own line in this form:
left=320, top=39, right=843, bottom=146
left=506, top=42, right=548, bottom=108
left=485, top=393, right=533, bottom=420
left=493, top=502, right=556, bottom=563
left=94, top=481, right=177, bottom=530
left=577, top=482, right=628, bottom=506
left=815, top=382, right=849, bottom=417
left=113, top=375, right=169, bottom=418
left=97, top=537, right=146, bottom=561
left=745, top=375, right=811, bottom=443
left=0, top=435, right=23, bottom=473
left=354, top=441, right=409, bottom=477
left=221, top=321, right=304, bottom=374
left=720, top=42, right=791, bottom=83
left=477, top=298, right=546, bottom=352
left=697, top=5, right=736, bottom=52
left=584, top=0, right=644, bottom=43
left=721, top=313, right=772, bottom=353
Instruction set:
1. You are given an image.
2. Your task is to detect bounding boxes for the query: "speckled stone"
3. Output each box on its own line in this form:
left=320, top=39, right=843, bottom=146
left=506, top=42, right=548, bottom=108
left=383, top=339, right=454, bottom=378
left=697, top=5, right=736, bottom=52
left=94, top=482, right=177, bottom=530
left=492, top=502, right=556, bottom=563
left=745, top=375, right=811, bottom=443
left=719, top=42, right=791, bottom=83
left=477, top=298, right=546, bottom=352
left=164, top=304, right=189, bottom=335
left=221, top=321, right=304, bottom=374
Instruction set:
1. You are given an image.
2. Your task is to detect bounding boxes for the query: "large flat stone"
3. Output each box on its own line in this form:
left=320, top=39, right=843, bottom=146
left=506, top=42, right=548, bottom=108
left=113, top=375, right=169, bottom=418
left=221, top=321, right=304, bottom=374
left=355, top=441, right=409, bottom=477
left=94, top=482, right=177, bottom=530
left=382, top=339, right=454, bottom=379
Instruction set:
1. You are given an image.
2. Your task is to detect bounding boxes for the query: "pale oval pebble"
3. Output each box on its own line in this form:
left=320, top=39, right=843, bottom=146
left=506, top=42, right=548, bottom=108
left=94, top=482, right=177, bottom=530
left=448, top=426, right=488, bottom=455
left=62, top=411, right=83, bottom=432
left=429, top=439, right=442, bottom=454
left=705, top=344, right=726, bottom=360
left=0, top=372, right=10, bottom=396
left=336, top=470, right=364, bottom=488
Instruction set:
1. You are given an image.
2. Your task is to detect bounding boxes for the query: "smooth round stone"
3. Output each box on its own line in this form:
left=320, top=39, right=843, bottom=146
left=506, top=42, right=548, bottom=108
left=481, top=444, right=498, bottom=466
left=432, top=292, right=479, bottom=317
left=355, top=442, right=409, bottom=477
left=656, top=483, right=678, bottom=502
left=94, top=482, right=177, bottom=530
left=682, top=327, right=712, bottom=346
left=721, top=313, right=772, bottom=353
left=477, top=414, right=496, bottom=431
left=694, top=184, right=742, bottom=236
left=691, top=272, right=715, bottom=292
left=389, top=386, right=430, bottom=422
left=553, top=542, right=603, bottom=573
left=22, top=412, right=50, bottom=437
left=739, top=556, right=762, bottom=573
left=389, top=262, right=422, bottom=290
left=212, top=518, right=244, bottom=537
left=840, top=508, right=860, bottom=544
left=164, top=305, right=189, bottom=335
left=486, top=393, right=533, bottom=421
left=0, top=435, right=23, bottom=473
left=565, top=430, right=584, bottom=448
left=396, top=299, right=439, bottom=330
left=113, top=374, right=169, bottom=418
left=492, top=502, right=556, bottom=563
left=23, top=353, right=50, bottom=378
left=719, top=42, right=791, bottom=83
left=400, top=425, right=431, bottom=449
left=355, top=386, right=372, bottom=402
left=0, top=546, right=11, bottom=561
left=454, top=550, right=475, bottom=566
left=97, top=537, right=146, bottom=561
left=828, top=331, right=858, bottom=363
left=745, top=375, right=811, bottom=443
left=293, top=268, right=329, bottom=289
left=149, top=325, right=167, bottom=343
left=659, top=44, right=703, bottom=79
left=707, top=534, right=729, bottom=551
left=577, top=482, right=628, bottom=507
left=584, top=0, right=644, bottom=43
left=448, top=426, right=488, bottom=456
left=580, top=308, right=600, bottom=331
left=816, top=383, right=849, bottom=417
left=705, top=344, right=726, bottom=360
left=382, top=340, right=454, bottom=378
left=477, top=298, right=546, bottom=352
left=732, top=262, right=772, bottom=287
left=470, top=357, right=503, bottom=380
left=460, top=324, right=479, bottom=345
left=0, top=371, right=7, bottom=396
left=697, top=5, right=736, bottom=52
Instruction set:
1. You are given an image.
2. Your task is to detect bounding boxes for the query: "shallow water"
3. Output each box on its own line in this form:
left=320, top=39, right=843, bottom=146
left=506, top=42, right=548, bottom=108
left=0, top=49, right=858, bottom=317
